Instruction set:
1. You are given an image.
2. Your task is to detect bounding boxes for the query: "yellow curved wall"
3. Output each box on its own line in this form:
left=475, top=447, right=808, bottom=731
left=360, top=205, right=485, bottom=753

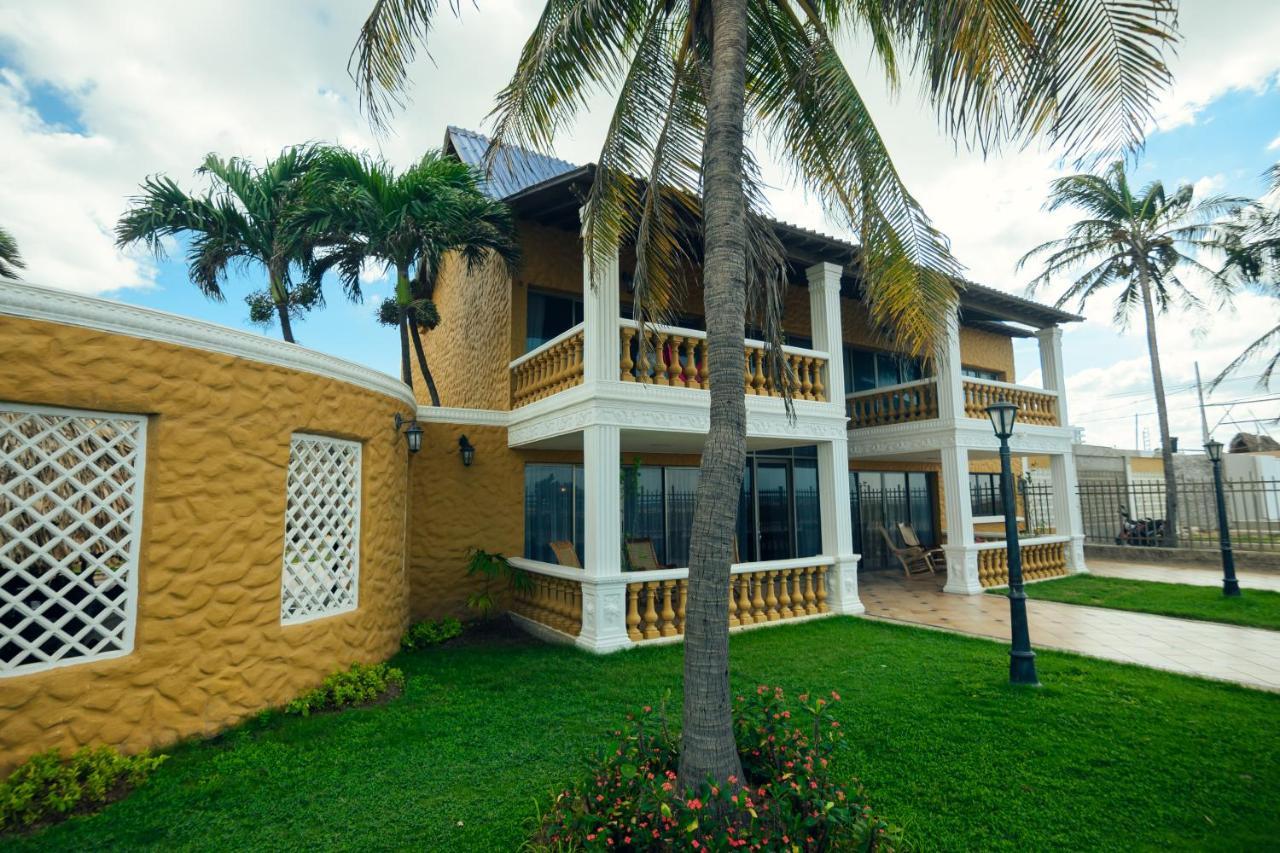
left=0, top=315, right=413, bottom=772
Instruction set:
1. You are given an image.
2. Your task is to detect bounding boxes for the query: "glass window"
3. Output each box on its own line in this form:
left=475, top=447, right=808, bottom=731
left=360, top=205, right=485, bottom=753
left=961, top=366, right=1002, bottom=381
left=908, top=472, right=934, bottom=546
left=850, top=469, right=938, bottom=570
left=622, top=465, right=666, bottom=563
left=526, top=290, right=584, bottom=352
left=794, top=459, right=821, bottom=558
left=524, top=464, right=582, bottom=564
left=969, top=472, right=1003, bottom=517
left=664, top=468, right=699, bottom=566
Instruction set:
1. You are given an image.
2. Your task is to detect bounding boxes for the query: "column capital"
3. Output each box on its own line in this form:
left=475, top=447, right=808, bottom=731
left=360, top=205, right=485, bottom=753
left=1035, top=324, right=1064, bottom=344
left=805, top=261, right=844, bottom=292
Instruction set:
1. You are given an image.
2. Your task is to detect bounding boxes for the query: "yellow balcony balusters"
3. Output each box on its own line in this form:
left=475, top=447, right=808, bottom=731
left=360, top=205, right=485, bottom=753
left=511, top=574, right=583, bottom=635
left=962, top=380, right=1059, bottom=426
left=511, top=327, right=585, bottom=407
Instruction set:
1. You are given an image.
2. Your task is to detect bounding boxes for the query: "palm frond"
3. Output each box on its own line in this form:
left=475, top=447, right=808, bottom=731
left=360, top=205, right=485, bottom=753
left=0, top=225, right=27, bottom=281
left=350, top=0, right=459, bottom=130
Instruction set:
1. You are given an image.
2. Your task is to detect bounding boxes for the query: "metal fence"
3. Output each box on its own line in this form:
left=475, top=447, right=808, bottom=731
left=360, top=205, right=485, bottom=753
left=1078, top=477, right=1280, bottom=553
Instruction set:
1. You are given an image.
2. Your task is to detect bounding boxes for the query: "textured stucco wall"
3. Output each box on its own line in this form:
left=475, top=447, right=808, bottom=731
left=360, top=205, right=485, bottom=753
left=957, top=326, right=1016, bottom=379
left=419, top=252, right=514, bottom=410
left=0, top=315, right=412, bottom=772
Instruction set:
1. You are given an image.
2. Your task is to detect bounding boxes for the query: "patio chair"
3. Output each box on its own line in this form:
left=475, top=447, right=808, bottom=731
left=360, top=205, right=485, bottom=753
left=897, top=522, right=945, bottom=564
left=624, top=537, right=669, bottom=571
left=875, top=525, right=935, bottom=577
left=548, top=540, right=581, bottom=568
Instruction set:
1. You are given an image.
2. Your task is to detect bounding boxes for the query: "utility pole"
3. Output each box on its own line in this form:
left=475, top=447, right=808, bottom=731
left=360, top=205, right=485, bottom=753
left=1134, top=413, right=1139, bottom=450
left=1195, top=361, right=1211, bottom=445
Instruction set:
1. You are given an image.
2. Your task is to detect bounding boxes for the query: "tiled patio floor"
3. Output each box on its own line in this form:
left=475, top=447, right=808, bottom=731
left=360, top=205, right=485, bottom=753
left=1089, top=558, right=1280, bottom=592
left=858, top=569, right=1280, bottom=691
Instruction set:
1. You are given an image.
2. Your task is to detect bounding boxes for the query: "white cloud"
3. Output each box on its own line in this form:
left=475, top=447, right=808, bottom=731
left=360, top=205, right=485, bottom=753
left=1268, top=134, right=1280, bottom=152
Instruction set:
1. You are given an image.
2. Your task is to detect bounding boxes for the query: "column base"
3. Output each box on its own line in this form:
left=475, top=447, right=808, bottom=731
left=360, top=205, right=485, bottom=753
left=1066, top=534, right=1087, bottom=574
left=826, top=554, right=866, bottom=615
left=942, top=544, right=982, bottom=595
left=574, top=579, right=633, bottom=654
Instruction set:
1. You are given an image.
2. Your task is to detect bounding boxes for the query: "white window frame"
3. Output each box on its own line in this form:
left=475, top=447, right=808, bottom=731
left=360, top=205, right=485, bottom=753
left=1, top=402, right=147, bottom=677
left=279, top=433, right=362, bottom=625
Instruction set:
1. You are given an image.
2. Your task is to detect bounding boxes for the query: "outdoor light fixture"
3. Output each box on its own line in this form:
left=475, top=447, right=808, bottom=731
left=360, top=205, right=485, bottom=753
left=393, top=412, right=423, bottom=454
left=1204, top=438, right=1240, bottom=596
left=985, top=399, right=1019, bottom=440
left=985, top=399, right=1039, bottom=686
left=458, top=434, right=475, bottom=467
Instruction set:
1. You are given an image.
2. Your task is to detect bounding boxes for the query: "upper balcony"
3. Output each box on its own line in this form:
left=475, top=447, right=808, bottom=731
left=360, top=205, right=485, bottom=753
left=509, top=318, right=832, bottom=409
left=846, top=376, right=1061, bottom=430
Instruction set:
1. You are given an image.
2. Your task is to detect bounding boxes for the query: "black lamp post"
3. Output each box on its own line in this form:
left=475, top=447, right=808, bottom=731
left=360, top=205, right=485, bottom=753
left=985, top=400, right=1039, bottom=686
left=1204, top=439, right=1240, bottom=597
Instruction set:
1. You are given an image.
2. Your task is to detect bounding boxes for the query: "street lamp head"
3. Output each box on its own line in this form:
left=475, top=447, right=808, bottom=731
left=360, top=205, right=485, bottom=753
left=1204, top=438, right=1223, bottom=463
left=985, top=400, right=1019, bottom=440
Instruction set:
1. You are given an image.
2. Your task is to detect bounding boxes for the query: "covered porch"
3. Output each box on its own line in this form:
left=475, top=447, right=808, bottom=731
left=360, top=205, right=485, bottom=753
left=505, top=423, right=862, bottom=652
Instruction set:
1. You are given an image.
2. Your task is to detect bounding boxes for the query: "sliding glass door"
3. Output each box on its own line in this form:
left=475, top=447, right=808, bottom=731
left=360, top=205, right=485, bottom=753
left=849, top=471, right=936, bottom=570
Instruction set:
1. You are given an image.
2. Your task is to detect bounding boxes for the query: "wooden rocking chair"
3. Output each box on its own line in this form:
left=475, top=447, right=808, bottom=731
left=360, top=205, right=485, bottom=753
left=548, top=540, right=581, bottom=568
left=897, top=522, right=945, bottom=565
left=875, top=525, right=936, bottom=577
left=624, top=537, right=669, bottom=571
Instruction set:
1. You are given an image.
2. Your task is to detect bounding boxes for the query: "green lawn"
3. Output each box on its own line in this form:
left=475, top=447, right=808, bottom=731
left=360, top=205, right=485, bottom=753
left=991, top=574, right=1280, bottom=631
left=10, top=618, right=1280, bottom=852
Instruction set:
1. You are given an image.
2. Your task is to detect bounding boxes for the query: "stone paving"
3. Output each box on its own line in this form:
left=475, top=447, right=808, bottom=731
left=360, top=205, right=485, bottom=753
left=857, top=567, right=1280, bottom=692
left=1088, top=558, right=1280, bottom=592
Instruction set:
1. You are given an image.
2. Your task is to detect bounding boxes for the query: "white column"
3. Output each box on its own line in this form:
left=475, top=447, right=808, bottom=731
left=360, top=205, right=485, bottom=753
left=1050, top=451, right=1088, bottom=573
left=577, top=424, right=630, bottom=652
left=805, top=261, right=846, bottom=405
left=817, top=436, right=864, bottom=614
left=936, top=306, right=966, bottom=422
left=1036, top=325, right=1068, bottom=425
left=581, top=213, right=620, bottom=384
left=941, top=444, right=981, bottom=594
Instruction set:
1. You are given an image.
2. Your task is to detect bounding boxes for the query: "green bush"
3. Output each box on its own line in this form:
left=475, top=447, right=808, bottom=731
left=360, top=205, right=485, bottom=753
left=0, top=746, right=166, bottom=832
left=286, top=662, right=405, bottom=717
left=401, top=617, right=463, bottom=650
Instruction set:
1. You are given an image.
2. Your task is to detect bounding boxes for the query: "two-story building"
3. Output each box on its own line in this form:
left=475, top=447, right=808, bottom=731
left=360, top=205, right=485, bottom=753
left=408, top=127, right=1087, bottom=653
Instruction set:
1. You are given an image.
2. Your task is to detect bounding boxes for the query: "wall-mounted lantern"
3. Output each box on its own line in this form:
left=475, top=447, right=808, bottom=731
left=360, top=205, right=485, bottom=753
left=394, top=412, right=423, bottom=454
left=458, top=434, right=476, bottom=467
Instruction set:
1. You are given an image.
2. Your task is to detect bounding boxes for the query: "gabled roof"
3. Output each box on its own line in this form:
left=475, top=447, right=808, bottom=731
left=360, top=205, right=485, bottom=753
left=444, top=126, right=578, bottom=199
left=443, top=127, right=1081, bottom=329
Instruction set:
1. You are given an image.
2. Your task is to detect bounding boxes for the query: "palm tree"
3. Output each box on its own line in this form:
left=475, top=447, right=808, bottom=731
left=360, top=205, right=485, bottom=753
left=0, top=226, right=25, bottom=281
left=1215, top=164, right=1280, bottom=389
left=354, top=0, right=1178, bottom=785
left=116, top=146, right=340, bottom=343
left=301, top=148, right=519, bottom=401
left=1022, top=161, right=1248, bottom=546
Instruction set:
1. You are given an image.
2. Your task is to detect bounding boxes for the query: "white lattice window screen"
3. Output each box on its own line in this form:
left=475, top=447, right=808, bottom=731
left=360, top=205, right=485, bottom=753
left=280, top=434, right=362, bottom=624
left=1, top=403, right=146, bottom=677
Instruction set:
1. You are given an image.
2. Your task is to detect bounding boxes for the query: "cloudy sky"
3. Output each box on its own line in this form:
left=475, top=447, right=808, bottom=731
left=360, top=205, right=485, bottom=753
left=1, top=1, right=1277, bottom=449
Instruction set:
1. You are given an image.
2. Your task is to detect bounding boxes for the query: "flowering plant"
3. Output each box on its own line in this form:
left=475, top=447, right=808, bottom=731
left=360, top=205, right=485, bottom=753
left=529, top=687, right=897, bottom=851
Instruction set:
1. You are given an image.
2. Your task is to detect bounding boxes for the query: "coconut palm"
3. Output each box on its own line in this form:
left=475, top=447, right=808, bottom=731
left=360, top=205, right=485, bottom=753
left=301, top=147, right=518, bottom=401
left=1022, top=161, right=1248, bottom=546
left=0, top=226, right=24, bottom=281
left=116, top=145, right=339, bottom=343
left=1215, top=164, right=1280, bottom=390
left=354, top=0, right=1178, bottom=784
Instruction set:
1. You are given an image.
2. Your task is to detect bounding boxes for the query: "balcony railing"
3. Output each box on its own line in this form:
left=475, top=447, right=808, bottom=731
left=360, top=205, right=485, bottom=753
left=963, top=379, right=1059, bottom=426
left=846, top=378, right=938, bottom=428
left=509, top=323, right=584, bottom=408
left=626, top=558, right=832, bottom=642
left=618, top=319, right=830, bottom=402
left=974, top=536, right=1069, bottom=587
left=846, top=378, right=1061, bottom=430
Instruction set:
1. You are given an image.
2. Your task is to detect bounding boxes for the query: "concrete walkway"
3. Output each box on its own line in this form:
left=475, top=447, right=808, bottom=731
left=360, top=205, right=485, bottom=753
left=858, top=570, right=1280, bottom=692
left=1088, top=558, right=1280, bottom=592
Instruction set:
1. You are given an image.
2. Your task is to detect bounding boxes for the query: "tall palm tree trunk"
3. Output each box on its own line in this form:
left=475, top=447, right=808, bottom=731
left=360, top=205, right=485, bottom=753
left=678, top=0, right=748, bottom=790
left=408, top=320, right=441, bottom=406
left=269, top=271, right=296, bottom=343
left=1137, top=266, right=1178, bottom=546
left=395, top=267, right=414, bottom=389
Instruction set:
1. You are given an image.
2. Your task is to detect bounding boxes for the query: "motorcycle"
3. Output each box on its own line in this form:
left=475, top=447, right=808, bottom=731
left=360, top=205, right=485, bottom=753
left=1116, top=507, right=1165, bottom=547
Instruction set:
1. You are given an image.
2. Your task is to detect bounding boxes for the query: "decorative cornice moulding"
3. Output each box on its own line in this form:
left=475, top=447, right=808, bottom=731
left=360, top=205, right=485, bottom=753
left=0, top=280, right=416, bottom=407
left=415, top=406, right=510, bottom=426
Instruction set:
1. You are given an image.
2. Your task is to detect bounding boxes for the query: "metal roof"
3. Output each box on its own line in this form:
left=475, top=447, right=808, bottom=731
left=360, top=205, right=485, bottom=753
left=444, top=126, right=579, bottom=200
left=444, top=127, right=1081, bottom=329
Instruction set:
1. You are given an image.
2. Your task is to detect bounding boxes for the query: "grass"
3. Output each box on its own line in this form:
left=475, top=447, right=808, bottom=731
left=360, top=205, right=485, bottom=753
left=991, top=574, right=1280, bottom=631
left=9, top=618, right=1280, bottom=852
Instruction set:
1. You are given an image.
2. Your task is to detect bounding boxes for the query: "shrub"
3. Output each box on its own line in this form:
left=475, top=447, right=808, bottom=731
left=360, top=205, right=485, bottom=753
left=529, top=687, right=897, bottom=851
left=401, top=616, right=464, bottom=650
left=0, top=746, right=166, bottom=832
left=286, top=662, right=405, bottom=717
